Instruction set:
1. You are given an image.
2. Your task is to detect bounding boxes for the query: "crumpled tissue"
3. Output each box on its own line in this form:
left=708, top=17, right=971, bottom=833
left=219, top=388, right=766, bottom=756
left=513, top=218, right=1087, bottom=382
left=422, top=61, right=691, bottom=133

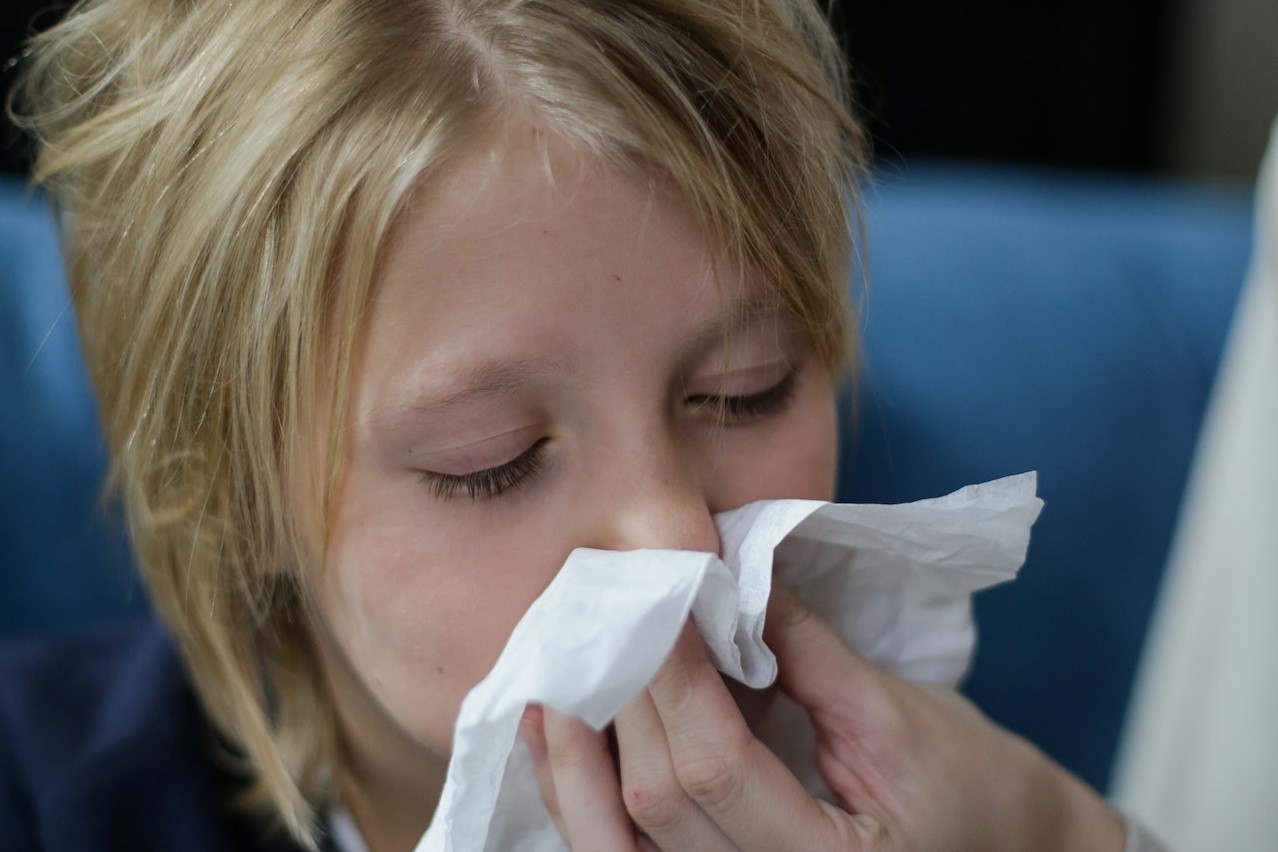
left=416, top=472, right=1043, bottom=852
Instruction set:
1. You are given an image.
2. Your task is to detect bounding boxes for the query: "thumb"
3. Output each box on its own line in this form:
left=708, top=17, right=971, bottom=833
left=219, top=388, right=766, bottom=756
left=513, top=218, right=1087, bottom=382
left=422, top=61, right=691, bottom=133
left=764, top=580, right=885, bottom=716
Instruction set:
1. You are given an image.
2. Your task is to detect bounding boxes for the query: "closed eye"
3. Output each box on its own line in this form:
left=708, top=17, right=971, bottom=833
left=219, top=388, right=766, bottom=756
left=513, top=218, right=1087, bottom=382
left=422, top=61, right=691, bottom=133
left=418, top=369, right=798, bottom=502
left=686, top=367, right=798, bottom=424
left=419, top=437, right=550, bottom=502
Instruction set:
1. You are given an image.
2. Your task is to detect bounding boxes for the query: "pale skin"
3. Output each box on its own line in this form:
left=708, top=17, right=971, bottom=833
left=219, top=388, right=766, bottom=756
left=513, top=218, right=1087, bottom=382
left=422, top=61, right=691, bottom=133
left=313, top=119, right=1126, bottom=852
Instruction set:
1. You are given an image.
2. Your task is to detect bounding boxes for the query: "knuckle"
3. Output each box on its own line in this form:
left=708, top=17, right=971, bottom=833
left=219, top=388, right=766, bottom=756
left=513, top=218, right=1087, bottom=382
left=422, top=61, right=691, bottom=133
left=674, top=748, right=740, bottom=810
left=849, top=812, right=891, bottom=846
left=816, top=800, right=888, bottom=849
left=622, top=778, right=684, bottom=832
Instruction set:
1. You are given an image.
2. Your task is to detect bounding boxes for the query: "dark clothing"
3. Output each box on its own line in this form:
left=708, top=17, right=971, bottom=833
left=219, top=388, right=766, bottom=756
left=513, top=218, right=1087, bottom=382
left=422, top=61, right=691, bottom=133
left=0, top=618, right=316, bottom=851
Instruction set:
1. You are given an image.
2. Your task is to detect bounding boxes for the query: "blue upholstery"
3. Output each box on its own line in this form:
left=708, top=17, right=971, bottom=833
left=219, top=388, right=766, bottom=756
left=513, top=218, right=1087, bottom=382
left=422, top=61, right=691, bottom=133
left=0, top=166, right=1253, bottom=794
left=0, top=176, right=144, bottom=638
left=838, top=163, right=1252, bottom=792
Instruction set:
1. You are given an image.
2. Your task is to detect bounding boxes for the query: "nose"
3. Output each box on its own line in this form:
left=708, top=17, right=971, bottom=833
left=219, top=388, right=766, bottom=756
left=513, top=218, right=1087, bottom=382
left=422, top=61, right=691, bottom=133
left=583, top=440, right=722, bottom=557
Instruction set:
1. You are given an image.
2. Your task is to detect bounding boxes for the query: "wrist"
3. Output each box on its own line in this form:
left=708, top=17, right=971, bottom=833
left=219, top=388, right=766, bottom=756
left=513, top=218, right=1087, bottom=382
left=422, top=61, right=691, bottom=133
left=1050, top=760, right=1126, bottom=852
left=1004, top=735, right=1125, bottom=852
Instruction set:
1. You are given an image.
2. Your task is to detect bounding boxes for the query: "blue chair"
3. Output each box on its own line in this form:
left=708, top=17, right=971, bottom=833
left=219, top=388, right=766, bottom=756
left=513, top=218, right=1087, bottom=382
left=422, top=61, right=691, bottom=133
left=0, top=166, right=1253, bottom=796
left=838, top=163, right=1252, bottom=792
left=0, top=176, right=145, bottom=637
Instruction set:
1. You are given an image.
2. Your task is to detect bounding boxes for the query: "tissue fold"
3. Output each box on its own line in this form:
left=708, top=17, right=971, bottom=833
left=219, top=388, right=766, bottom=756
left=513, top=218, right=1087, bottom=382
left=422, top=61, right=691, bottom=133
left=416, top=472, right=1043, bottom=852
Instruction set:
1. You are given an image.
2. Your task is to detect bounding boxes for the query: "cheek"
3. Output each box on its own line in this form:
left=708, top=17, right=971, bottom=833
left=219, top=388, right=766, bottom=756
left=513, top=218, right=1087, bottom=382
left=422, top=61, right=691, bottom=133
left=317, top=466, right=565, bottom=747
left=311, top=373, right=838, bottom=749
left=780, top=385, right=839, bottom=498
left=709, top=371, right=839, bottom=508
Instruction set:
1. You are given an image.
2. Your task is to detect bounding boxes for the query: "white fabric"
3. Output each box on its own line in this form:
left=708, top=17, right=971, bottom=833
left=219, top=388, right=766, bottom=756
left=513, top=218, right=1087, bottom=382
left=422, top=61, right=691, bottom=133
left=1123, top=814, right=1171, bottom=852
left=416, top=474, right=1042, bottom=852
left=328, top=805, right=370, bottom=852
left=1112, top=119, right=1278, bottom=850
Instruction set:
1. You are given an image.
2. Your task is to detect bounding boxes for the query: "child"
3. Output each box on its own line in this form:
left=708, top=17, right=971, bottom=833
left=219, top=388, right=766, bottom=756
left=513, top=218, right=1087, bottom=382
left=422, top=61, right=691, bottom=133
left=4, top=0, right=1147, bottom=849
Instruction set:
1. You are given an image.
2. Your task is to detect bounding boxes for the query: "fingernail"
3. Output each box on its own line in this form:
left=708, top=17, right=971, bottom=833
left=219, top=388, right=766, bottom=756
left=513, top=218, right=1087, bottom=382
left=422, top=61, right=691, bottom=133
left=520, top=704, right=548, bottom=762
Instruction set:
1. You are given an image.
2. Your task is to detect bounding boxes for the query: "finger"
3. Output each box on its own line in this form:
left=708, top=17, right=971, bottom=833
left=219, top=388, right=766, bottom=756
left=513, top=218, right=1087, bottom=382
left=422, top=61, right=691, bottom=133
left=542, top=706, right=638, bottom=851
left=614, top=690, right=736, bottom=851
left=647, top=622, right=866, bottom=851
left=765, top=580, right=886, bottom=720
left=765, top=582, right=910, bottom=819
left=520, top=705, right=568, bottom=838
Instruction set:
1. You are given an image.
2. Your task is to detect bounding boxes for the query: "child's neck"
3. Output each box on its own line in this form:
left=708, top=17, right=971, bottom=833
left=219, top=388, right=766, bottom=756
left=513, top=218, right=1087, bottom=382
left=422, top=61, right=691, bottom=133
left=321, top=639, right=447, bottom=852
left=339, top=751, right=443, bottom=852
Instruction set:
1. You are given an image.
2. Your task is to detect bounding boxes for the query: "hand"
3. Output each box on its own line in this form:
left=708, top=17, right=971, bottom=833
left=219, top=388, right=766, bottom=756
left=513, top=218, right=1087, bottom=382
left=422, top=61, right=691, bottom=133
left=518, top=582, right=1127, bottom=851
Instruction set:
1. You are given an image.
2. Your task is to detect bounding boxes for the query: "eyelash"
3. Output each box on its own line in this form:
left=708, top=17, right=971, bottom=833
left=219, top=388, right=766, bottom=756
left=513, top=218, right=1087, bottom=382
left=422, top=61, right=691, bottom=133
left=422, top=437, right=550, bottom=502
left=421, top=367, right=799, bottom=502
left=687, top=366, right=798, bottom=424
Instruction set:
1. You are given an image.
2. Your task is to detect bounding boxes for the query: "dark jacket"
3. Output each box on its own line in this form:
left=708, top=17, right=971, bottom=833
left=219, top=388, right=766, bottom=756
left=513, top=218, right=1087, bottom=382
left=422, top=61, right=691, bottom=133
left=0, top=618, right=324, bottom=851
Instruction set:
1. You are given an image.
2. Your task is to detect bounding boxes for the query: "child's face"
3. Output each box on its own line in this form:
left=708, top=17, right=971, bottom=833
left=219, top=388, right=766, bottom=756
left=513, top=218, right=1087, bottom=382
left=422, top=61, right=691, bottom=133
left=315, top=122, right=839, bottom=783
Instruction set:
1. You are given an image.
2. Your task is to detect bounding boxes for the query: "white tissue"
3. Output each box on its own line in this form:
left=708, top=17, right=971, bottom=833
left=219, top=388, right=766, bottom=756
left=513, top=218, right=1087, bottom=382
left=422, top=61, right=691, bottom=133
left=416, top=473, right=1043, bottom=852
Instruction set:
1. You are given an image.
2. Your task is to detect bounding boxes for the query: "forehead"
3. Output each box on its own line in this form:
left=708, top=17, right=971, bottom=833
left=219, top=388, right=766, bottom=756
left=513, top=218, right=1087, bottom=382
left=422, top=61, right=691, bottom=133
left=384, top=122, right=693, bottom=272
left=354, top=120, right=783, bottom=415
left=373, top=120, right=754, bottom=336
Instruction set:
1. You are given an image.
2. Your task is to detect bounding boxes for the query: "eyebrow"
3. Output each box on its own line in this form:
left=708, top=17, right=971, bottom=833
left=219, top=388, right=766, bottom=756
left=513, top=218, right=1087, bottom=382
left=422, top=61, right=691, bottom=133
left=371, top=357, right=575, bottom=435
left=372, top=292, right=785, bottom=433
left=678, top=292, right=785, bottom=358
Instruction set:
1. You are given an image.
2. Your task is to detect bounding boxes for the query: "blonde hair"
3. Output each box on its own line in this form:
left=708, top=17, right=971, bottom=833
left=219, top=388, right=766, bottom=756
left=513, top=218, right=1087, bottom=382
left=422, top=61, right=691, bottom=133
left=12, top=0, right=865, bottom=844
